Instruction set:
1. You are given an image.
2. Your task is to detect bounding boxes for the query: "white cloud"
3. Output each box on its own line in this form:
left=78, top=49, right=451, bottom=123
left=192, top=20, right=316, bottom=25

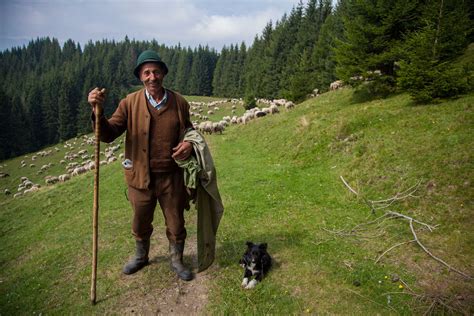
left=0, top=0, right=300, bottom=51
left=190, top=9, right=281, bottom=42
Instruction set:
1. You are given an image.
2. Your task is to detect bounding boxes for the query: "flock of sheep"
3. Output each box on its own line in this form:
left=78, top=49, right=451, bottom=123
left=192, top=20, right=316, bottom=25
left=2, top=135, right=123, bottom=198
left=1, top=95, right=301, bottom=199
left=192, top=97, right=295, bottom=135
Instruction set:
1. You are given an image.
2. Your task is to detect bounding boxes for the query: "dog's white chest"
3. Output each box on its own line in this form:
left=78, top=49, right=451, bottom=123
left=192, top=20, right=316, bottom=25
left=248, top=263, right=259, bottom=275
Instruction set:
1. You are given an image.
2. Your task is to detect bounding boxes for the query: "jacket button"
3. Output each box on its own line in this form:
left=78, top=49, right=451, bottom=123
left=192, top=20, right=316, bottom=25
left=142, top=149, right=146, bottom=152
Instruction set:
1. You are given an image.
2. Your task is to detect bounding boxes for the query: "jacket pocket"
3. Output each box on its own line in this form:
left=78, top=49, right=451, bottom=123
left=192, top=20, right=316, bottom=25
left=123, top=168, right=135, bottom=184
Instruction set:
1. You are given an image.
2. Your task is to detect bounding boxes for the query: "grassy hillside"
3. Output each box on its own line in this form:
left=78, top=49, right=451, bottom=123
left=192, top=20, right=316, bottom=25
left=0, top=89, right=472, bottom=314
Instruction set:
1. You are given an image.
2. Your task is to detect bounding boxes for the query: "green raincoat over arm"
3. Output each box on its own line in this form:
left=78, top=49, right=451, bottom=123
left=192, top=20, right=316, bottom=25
left=175, top=129, right=224, bottom=272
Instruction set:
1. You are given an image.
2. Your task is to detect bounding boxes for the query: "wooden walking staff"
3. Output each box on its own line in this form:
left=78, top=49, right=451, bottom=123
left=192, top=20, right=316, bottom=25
left=91, top=88, right=105, bottom=305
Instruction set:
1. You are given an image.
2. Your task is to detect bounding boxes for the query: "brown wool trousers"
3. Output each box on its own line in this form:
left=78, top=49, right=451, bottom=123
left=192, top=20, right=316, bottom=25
left=127, top=170, right=187, bottom=243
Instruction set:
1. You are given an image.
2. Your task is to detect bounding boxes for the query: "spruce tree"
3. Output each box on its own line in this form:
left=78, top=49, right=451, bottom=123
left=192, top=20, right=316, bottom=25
left=335, top=0, right=425, bottom=97
left=0, top=89, right=12, bottom=159
left=398, top=0, right=472, bottom=103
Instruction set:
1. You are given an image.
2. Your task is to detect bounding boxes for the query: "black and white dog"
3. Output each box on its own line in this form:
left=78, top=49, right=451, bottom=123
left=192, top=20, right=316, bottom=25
left=239, top=241, right=272, bottom=289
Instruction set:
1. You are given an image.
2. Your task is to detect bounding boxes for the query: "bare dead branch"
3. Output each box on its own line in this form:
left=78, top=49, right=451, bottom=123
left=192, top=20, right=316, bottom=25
left=409, top=219, right=472, bottom=280
left=375, top=240, right=416, bottom=263
left=340, top=175, right=360, bottom=196
left=350, top=213, right=390, bottom=232
left=370, top=181, right=421, bottom=204
left=387, top=211, right=438, bottom=232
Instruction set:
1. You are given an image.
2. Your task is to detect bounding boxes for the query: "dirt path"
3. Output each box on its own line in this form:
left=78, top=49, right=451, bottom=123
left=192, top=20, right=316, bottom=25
left=111, top=234, right=215, bottom=315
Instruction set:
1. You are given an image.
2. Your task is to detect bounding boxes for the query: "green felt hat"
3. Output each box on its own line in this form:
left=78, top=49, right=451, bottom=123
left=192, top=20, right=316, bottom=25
left=134, top=50, right=168, bottom=78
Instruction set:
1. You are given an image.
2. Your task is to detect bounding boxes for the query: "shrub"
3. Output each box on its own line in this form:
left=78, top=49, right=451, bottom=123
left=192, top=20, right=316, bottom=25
left=243, top=94, right=257, bottom=110
left=398, top=59, right=468, bottom=104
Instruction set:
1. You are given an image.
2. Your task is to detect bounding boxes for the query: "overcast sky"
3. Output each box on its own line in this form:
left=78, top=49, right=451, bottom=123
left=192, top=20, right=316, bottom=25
left=0, top=0, right=304, bottom=52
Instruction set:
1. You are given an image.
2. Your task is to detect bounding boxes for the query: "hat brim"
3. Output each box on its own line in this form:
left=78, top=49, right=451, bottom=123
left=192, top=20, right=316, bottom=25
left=134, top=60, right=169, bottom=79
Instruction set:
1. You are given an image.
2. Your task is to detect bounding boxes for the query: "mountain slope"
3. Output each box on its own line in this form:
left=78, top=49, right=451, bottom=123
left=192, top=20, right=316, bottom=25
left=0, top=89, right=472, bottom=314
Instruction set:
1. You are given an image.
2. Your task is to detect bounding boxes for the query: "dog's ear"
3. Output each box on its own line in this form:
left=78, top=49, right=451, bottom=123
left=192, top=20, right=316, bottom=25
left=259, top=243, right=268, bottom=250
left=246, top=241, right=254, bottom=248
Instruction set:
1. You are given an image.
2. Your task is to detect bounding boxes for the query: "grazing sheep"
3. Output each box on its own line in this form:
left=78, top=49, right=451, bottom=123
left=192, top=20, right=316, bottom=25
left=71, top=166, right=87, bottom=176
left=4, top=189, right=11, bottom=195
left=269, top=104, right=279, bottom=114
left=13, top=192, right=23, bottom=198
left=84, top=161, right=96, bottom=170
left=24, top=186, right=40, bottom=194
left=255, top=111, right=266, bottom=118
left=212, top=122, right=225, bottom=134
left=284, top=101, right=295, bottom=110
left=23, top=180, right=34, bottom=188
left=58, top=174, right=71, bottom=182
left=0, top=172, right=9, bottom=178
left=198, top=121, right=214, bottom=134
left=330, top=80, right=343, bottom=91
left=45, top=176, right=59, bottom=185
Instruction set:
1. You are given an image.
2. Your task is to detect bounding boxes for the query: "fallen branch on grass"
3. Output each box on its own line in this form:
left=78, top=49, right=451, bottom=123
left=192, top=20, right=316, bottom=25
left=322, top=227, right=386, bottom=239
left=375, top=240, right=416, bottom=263
left=387, top=211, right=438, bottom=232
left=337, top=176, right=472, bottom=280
left=340, top=176, right=422, bottom=212
left=409, top=219, right=472, bottom=280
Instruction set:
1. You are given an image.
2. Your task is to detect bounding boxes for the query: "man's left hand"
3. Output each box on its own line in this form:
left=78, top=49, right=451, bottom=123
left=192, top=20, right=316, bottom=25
left=172, top=141, right=193, bottom=160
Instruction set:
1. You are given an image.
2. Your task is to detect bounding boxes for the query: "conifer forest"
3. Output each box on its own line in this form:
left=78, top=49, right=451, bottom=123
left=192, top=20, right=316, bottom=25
left=0, top=0, right=472, bottom=159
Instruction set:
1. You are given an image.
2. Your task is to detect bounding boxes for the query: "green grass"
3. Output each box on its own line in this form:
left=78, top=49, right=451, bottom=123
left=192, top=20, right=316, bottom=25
left=0, top=89, right=473, bottom=314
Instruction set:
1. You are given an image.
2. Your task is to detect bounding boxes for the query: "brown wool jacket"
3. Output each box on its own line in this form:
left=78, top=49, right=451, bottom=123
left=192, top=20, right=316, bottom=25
left=93, top=88, right=193, bottom=189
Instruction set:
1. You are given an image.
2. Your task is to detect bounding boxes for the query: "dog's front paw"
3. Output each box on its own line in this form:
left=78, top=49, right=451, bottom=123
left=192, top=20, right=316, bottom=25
left=241, top=277, right=249, bottom=287
left=244, top=279, right=258, bottom=289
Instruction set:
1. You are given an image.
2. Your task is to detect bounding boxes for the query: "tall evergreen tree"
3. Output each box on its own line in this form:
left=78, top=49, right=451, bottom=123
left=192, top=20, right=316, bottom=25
left=335, top=0, right=425, bottom=93
left=9, top=96, right=32, bottom=156
left=398, top=0, right=472, bottom=103
left=0, top=89, right=12, bottom=159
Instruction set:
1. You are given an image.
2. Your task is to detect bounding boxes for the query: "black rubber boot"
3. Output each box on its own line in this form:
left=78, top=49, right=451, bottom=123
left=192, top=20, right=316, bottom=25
left=123, top=239, right=150, bottom=275
left=169, top=242, right=193, bottom=281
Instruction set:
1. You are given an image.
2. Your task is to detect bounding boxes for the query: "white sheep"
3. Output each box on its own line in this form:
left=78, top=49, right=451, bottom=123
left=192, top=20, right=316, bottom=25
left=212, top=122, right=225, bottom=134
left=24, top=186, right=40, bottom=194
left=330, top=80, right=343, bottom=90
left=269, top=104, right=279, bottom=114
left=58, top=174, right=71, bottom=182
left=284, top=101, right=295, bottom=110
left=45, top=176, right=59, bottom=185
left=71, top=166, right=87, bottom=176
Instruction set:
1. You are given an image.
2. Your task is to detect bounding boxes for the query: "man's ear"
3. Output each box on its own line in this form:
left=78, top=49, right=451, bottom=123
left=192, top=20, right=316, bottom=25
left=246, top=241, right=254, bottom=248
left=259, top=243, right=267, bottom=250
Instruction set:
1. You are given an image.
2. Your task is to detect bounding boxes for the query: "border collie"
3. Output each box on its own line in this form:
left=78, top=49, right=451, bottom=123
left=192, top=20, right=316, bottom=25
left=239, top=241, right=272, bottom=289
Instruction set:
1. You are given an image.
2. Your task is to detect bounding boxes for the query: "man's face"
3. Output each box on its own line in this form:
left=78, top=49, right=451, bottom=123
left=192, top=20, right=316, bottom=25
left=139, top=62, right=165, bottom=96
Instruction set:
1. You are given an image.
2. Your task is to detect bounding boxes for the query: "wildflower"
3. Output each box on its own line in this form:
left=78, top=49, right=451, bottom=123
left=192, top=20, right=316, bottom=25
left=399, top=284, right=404, bottom=289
